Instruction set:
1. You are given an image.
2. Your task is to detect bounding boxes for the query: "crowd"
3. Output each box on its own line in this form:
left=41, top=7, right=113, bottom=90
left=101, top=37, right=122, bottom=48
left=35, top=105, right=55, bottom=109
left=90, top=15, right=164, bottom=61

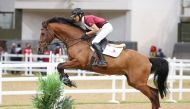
left=1, top=42, right=64, bottom=62
left=2, top=43, right=166, bottom=61
left=0, top=42, right=64, bottom=74
left=149, top=45, right=166, bottom=58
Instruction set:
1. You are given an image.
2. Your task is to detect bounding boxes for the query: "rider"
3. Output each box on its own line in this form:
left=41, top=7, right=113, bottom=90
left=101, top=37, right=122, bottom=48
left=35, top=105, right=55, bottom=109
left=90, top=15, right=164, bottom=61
left=71, top=8, right=113, bottom=67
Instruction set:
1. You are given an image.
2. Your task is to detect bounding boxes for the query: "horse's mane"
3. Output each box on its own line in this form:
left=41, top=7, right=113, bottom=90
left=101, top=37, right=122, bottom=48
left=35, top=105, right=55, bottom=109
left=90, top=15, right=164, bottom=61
left=44, top=17, right=85, bottom=32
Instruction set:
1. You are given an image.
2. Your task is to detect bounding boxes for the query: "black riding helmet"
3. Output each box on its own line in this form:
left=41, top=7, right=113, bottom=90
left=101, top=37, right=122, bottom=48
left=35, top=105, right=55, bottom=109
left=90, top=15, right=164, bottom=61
left=71, top=8, right=84, bottom=21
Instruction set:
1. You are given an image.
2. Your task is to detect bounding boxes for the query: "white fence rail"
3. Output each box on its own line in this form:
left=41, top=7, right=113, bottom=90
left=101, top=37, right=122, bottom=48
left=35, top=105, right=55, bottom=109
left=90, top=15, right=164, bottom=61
left=0, top=52, right=67, bottom=75
left=0, top=53, right=190, bottom=104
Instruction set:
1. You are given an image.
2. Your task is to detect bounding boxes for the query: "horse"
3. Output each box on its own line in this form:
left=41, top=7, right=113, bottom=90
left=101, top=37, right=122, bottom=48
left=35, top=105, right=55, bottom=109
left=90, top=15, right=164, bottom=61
left=38, top=17, right=169, bottom=109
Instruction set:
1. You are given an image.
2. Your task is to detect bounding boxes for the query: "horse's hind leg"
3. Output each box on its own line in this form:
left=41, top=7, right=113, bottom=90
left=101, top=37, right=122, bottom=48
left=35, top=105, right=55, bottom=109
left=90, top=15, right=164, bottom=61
left=126, top=71, right=160, bottom=109
left=137, top=85, right=160, bottom=109
left=149, top=86, right=160, bottom=108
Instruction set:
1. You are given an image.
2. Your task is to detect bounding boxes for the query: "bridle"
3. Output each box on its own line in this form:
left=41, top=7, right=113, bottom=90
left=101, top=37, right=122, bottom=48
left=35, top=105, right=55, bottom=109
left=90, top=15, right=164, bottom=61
left=40, top=22, right=91, bottom=49
left=39, top=27, right=54, bottom=49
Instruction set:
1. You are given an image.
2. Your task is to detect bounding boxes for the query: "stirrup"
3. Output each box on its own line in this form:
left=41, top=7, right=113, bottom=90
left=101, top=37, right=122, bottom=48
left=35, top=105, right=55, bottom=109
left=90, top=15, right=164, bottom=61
left=98, top=61, right=107, bottom=67
left=92, top=61, right=107, bottom=67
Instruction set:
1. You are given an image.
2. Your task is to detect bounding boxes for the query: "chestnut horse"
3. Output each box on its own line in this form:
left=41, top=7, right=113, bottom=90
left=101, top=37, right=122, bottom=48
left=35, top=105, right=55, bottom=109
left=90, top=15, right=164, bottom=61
left=38, top=17, right=169, bottom=109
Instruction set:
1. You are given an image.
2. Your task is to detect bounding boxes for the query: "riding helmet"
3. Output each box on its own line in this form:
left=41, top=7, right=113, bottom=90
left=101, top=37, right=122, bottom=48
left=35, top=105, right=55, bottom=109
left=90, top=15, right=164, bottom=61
left=71, top=8, right=84, bottom=19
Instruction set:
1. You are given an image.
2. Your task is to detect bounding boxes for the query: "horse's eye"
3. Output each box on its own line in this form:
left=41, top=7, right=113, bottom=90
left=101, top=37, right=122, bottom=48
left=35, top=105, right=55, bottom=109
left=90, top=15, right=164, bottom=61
left=41, top=33, right=45, bottom=35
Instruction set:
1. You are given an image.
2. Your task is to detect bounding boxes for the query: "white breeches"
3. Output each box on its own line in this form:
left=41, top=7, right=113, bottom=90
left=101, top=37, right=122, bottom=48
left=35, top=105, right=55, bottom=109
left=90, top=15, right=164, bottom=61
left=92, top=23, right=113, bottom=44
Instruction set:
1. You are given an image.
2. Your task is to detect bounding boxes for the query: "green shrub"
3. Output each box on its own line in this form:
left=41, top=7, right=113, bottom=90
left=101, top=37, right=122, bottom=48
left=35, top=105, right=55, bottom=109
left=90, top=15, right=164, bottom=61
left=33, top=73, right=74, bottom=109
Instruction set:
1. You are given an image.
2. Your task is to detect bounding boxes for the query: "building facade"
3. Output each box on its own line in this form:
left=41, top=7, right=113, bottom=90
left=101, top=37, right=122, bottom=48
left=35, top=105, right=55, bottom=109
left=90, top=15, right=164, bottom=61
left=1, top=0, right=184, bottom=56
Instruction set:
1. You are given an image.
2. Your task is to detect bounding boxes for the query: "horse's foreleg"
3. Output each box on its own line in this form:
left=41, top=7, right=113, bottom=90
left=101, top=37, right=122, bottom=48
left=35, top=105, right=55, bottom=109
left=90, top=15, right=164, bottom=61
left=57, top=59, right=80, bottom=87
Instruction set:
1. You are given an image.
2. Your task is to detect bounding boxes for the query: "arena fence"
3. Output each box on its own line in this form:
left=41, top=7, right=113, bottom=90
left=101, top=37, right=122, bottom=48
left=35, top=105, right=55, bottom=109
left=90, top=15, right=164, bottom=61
left=0, top=52, right=67, bottom=75
left=0, top=53, right=190, bottom=104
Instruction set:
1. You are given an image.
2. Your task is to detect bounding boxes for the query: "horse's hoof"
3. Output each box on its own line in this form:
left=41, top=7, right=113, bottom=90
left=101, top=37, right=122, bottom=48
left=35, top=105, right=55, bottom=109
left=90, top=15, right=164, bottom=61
left=70, top=81, right=77, bottom=88
left=59, top=73, right=77, bottom=88
left=62, top=77, right=77, bottom=88
left=64, top=80, right=77, bottom=88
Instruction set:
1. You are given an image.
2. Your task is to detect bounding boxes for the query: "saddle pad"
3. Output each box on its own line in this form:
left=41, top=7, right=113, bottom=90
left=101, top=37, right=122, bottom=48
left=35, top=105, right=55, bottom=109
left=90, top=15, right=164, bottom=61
left=108, top=43, right=126, bottom=48
left=103, top=44, right=123, bottom=57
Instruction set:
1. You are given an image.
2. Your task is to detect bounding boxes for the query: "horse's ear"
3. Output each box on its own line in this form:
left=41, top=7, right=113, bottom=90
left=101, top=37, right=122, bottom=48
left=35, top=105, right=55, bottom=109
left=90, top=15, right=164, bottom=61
left=42, top=21, right=48, bottom=28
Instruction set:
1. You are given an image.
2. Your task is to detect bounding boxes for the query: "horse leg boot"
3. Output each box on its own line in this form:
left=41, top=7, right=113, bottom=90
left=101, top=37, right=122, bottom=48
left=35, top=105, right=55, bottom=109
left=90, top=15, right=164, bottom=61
left=60, top=73, right=76, bottom=87
left=57, top=63, right=76, bottom=87
left=92, top=43, right=107, bottom=67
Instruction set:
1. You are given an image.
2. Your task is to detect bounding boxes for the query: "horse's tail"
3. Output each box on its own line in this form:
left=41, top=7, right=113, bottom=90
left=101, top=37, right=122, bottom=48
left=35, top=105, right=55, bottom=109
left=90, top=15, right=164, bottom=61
left=149, top=57, right=169, bottom=99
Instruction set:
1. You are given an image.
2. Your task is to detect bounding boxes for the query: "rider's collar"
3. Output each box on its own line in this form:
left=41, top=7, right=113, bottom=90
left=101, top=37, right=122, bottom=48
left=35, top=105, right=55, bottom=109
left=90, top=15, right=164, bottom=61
left=81, top=16, right=85, bottom=23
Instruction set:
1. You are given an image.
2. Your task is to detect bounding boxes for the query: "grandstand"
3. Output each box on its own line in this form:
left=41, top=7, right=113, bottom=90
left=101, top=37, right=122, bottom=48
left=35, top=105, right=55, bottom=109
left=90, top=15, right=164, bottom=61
left=173, top=0, right=190, bottom=59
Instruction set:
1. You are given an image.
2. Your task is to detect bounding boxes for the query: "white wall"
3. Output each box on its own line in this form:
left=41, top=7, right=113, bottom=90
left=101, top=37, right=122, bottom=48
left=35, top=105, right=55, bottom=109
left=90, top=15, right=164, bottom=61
left=99, top=11, right=128, bottom=41
left=21, top=0, right=182, bottom=57
left=0, top=0, right=15, bottom=12
left=22, top=11, right=69, bottom=40
left=22, top=10, right=127, bottom=41
left=130, top=0, right=181, bottom=56
left=15, top=0, right=130, bottom=10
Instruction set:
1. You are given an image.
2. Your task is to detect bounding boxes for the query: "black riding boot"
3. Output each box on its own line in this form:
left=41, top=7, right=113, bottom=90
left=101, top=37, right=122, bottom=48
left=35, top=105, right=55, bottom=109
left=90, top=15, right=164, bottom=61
left=92, top=43, right=107, bottom=67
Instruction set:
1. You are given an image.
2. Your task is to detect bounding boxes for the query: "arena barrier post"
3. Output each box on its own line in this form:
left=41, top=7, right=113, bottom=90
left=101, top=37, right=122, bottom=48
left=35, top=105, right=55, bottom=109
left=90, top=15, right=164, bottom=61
left=109, top=75, right=119, bottom=103
left=0, top=62, right=2, bottom=104
left=166, top=58, right=176, bottom=103
left=121, top=76, right=126, bottom=101
left=179, top=61, right=183, bottom=100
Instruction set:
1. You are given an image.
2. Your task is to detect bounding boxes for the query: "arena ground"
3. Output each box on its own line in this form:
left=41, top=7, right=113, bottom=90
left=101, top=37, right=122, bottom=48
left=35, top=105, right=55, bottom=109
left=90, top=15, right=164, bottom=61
left=0, top=76, right=190, bottom=109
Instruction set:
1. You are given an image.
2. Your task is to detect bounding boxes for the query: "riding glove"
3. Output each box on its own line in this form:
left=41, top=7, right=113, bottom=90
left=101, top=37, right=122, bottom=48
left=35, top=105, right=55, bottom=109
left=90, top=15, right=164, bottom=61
left=81, top=34, right=89, bottom=40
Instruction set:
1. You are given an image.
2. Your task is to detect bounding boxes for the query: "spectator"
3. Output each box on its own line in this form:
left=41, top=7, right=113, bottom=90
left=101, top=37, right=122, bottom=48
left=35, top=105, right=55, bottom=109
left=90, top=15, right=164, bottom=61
left=149, top=45, right=157, bottom=58
left=23, top=43, right=32, bottom=55
left=40, top=49, right=52, bottom=76
left=22, top=43, right=33, bottom=75
left=10, top=43, right=17, bottom=61
left=54, top=44, right=62, bottom=55
left=22, top=43, right=32, bottom=61
left=10, top=43, right=19, bottom=74
left=15, top=44, right=22, bottom=61
left=16, top=44, right=22, bottom=54
left=156, top=48, right=166, bottom=58
left=43, top=49, right=51, bottom=62
left=0, top=46, right=5, bottom=61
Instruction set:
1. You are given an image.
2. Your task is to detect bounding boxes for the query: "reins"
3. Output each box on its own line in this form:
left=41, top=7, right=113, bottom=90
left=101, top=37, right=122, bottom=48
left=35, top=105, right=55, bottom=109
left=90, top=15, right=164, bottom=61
left=41, top=19, right=94, bottom=49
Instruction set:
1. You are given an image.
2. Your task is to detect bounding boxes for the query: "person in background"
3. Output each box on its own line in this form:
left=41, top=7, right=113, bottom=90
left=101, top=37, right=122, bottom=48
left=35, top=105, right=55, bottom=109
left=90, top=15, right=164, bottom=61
left=54, top=44, right=62, bottom=55
left=149, top=45, right=157, bottom=58
left=40, top=49, right=52, bottom=76
left=10, top=43, right=17, bottom=61
left=22, top=43, right=32, bottom=61
left=23, top=43, right=32, bottom=55
left=43, top=49, right=51, bottom=62
left=10, top=43, right=19, bottom=74
left=156, top=48, right=166, bottom=58
left=22, top=43, right=33, bottom=75
left=0, top=46, right=5, bottom=61
left=15, top=44, right=22, bottom=61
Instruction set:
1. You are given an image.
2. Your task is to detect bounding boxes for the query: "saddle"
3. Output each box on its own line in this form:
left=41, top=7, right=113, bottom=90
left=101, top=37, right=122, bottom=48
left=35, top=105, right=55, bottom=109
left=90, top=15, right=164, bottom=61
left=89, top=38, right=126, bottom=68
left=99, top=38, right=126, bottom=51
